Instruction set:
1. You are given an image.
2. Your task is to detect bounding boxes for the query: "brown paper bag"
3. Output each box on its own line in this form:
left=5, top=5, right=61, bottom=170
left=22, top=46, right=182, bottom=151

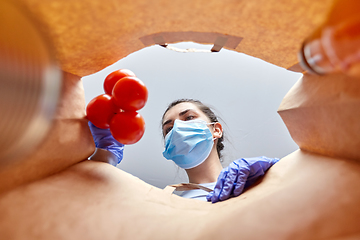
left=2, top=1, right=360, bottom=239
left=278, top=73, right=360, bottom=160
left=18, top=0, right=333, bottom=76
left=1, top=149, right=360, bottom=239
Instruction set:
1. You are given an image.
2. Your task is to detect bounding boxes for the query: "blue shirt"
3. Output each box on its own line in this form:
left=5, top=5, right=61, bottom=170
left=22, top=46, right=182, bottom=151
left=180, top=182, right=216, bottom=201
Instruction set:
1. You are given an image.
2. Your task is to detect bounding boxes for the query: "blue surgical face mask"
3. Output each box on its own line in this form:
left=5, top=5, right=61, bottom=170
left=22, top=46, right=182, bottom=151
left=162, top=119, right=215, bottom=169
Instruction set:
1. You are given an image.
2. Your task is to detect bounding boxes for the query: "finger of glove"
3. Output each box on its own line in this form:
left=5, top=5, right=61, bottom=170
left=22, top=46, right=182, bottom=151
left=88, top=122, right=111, bottom=140
left=244, top=156, right=279, bottom=169
left=88, top=121, right=104, bottom=133
left=107, top=143, right=124, bottom=164
left=88, top=122, right=110, bottom=142
left=256, top=156, right=279, bottom=169
left=243, top=157, right=278, bottom=176
left=270, top=157, right=280, bottom=165
left=96, top=134, right=123, bottom=149
left=206, top=191, right=214, bottom=202
left=233, top=166, right=250, bottom=196
left=210, top=169, right=229, bottom=203
left=243, top=156, right=279, bottom=188
left=218, top=162, right=241, bottom=201
left=88, top=121, right=123, bottom=148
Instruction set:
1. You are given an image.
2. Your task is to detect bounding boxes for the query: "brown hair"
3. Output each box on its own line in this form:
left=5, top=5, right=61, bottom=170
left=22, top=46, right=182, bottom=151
left=162, top=99, right=225, bottom=159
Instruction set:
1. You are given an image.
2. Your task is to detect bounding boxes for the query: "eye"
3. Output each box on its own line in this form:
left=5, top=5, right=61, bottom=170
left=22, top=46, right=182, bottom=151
left=185, top=115, right=195, bottom=121
left=164, top=126, right=173, bottom=136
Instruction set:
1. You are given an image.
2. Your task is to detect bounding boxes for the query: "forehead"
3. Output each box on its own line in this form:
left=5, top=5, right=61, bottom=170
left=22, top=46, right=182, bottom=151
left=163, top=102, right=207, bottom=122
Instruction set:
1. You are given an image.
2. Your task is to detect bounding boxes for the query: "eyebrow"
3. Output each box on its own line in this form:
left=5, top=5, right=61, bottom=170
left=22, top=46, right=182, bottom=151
left=162, top=109, right=191, bottom=128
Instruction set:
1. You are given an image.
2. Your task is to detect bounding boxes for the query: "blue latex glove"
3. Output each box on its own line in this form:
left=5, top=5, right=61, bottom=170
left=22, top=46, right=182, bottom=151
left=206, top=156, right=279, bottom=203
left=88, top=121, right=124, bottom=166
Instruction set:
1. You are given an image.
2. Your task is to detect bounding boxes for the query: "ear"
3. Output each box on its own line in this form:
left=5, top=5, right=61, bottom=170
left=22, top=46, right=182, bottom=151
left=213, top=122, right=223, bottom=139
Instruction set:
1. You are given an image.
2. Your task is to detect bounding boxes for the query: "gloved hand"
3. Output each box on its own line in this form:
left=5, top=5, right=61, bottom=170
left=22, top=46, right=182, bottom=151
left=88, top=121, right=124, bottom=166
left=206, top=156, right=279, bottom=203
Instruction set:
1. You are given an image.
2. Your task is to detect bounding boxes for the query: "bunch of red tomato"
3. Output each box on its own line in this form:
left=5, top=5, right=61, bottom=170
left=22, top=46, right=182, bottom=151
left=86, top=69, right=148, bottom=145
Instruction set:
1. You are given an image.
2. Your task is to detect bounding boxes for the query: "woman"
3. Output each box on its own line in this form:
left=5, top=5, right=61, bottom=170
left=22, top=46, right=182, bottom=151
left=89, top=99, right=279, bottom=203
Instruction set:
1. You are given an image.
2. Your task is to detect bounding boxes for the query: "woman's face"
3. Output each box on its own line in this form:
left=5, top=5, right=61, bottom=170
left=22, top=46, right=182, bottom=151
left=162, top=102, right=212, bottom=137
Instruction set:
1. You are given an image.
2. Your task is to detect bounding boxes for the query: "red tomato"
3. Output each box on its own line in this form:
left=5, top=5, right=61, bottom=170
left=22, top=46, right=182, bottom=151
left=110, top=111, right=145, bottom=145
left=103, top=69, right=136, bottom=95
left=86, top=94, right=118, bottom=129
left=112, top=76, right=148, bottom=111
